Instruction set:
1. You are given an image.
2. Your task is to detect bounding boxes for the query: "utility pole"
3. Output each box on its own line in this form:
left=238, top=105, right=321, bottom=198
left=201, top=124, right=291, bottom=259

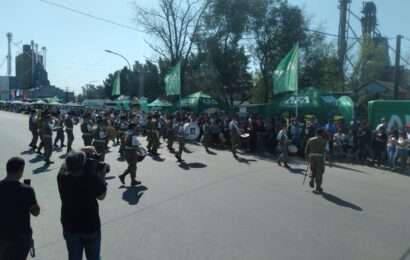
left=394, top=35, right=403, bottom=99
left=338, top=0, right=350, bottom=91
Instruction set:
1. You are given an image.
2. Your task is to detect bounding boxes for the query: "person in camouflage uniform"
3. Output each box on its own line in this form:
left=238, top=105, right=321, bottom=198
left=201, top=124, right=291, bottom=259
left=305, top=128, right=328, bottom=193
left=201, top=118, right=212, bottom=153
left=165, top=115, right=176, bottom=152
left=146, top=115, right=160, bottom=155
left=119, top=123, right=142, bottom=186
left=53, top=115, right=65, bottom=149
left=81, top=114, right=94, bottom=146
left=42, top=113, right=54, bottom=165
left=64, top=112, right=75, bottom=154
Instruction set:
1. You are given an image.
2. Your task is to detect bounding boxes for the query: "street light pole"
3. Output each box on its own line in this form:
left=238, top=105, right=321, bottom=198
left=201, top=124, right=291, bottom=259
left=104, top=49, right=131, bottom=70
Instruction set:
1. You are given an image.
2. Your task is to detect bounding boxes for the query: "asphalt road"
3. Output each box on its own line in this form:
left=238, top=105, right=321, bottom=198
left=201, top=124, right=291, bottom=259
left=0, top=111, right=409, bottom=260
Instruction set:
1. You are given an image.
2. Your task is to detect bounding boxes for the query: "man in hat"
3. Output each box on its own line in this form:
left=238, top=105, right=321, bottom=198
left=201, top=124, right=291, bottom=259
left=174, top=116, right=187, bottom=162
left=229, top=116, right=241, bottom=158
left=146, top=115, right=160, bottom=155
left=29, top=110, right=39, bottom=151
left=81, top=114, right=94, bottom=146
left=118, top=123, right=142, bottom=186
left=64, top=112, right=75, bottom=154
left=93, top=118, right=108, bottom=161
left=305, top=128, right=328, bottom=193
left=42, top=113, right=54, bottom=165
left=53, top=114, right=65, bottom=149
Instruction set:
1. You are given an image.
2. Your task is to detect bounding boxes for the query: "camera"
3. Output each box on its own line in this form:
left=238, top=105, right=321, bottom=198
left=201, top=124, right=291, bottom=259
left=84, top=152, right=111, bottom=179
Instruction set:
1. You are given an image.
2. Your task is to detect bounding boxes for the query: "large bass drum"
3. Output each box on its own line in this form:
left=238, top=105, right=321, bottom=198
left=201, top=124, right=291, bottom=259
left=184, top=122, right=200, bottom=141
left=136, top=147, right=148, bottom=162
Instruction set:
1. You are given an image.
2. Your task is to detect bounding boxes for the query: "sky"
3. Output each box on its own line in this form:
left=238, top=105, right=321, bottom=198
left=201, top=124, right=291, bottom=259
left=1, top=0, right=410, bottom=94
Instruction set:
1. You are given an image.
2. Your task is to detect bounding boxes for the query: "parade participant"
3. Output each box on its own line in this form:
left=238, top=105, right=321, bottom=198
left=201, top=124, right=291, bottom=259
left=277, top=124, right=290, bottom=168
left=93, top=118, right=108, bottom=161
left=42, top=113, right=54, bottom=165
left=118, top=123, right=143, bottom=186
left=229, top=116, right=241, bottom=158
left=29, top=110, right=38, bottom=151
left=81, top=114, right=94, bottom=146
left=305, top=128, right=328, bottom=193
left=53, top=115, right=65, bottom=149
left=64, top=113, right=75, bottom=154
left=146, top=115, right=160, bottom=155
left=118, top=116, right=129, bottom=159
left=165, top=115, right=176, bottom=152
left=36, top=113, right=44, bottom=155
left=201, top=118, right=212, bottom=153
left=174, top=117, right=187, bottom=162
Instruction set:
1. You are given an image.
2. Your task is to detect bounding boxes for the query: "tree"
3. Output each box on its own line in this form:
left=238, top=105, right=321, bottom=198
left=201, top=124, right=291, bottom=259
left=81, top=84, right=105, bottom=99
left=134, top=0, right=210, bottom=65
left=249, top=0, right=309, bottom=101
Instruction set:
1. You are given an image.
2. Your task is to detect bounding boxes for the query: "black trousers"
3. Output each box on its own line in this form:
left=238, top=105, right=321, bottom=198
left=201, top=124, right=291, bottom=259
left=0, top=237, right=32, bottom=260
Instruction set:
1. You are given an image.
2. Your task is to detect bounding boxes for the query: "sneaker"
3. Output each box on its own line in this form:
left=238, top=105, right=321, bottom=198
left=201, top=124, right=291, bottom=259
left=131, top=180, right=141, bottom=186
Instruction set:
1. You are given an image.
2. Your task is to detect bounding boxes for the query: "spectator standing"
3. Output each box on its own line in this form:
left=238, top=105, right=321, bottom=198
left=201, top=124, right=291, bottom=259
left=57, top=150, right=107, bottom=260
left=0, top=157, right=40, bottom=260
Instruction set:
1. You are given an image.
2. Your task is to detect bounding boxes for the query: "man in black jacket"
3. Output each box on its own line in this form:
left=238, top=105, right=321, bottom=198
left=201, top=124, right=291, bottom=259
left=0, top=157, right=40, bottom=260
left=57, top=148, right=107, bottom=260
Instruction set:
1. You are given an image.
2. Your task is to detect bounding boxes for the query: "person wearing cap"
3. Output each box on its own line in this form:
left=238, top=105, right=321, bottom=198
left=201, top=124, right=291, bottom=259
left=29, top=110, right=39, bottom=151
left=42, top=114, right=54, bottom=165
left=53, top=114, right=65, bottom=149
left=146, top=115, right=160, bottom=156
left=305, top=128, right=328, bottom=193
left=57, top=149, right=107, bottom=260
left=92, top=119, right=108, bottom=161
left=118, top=123, right=142, bottom=186
left=81, top=114, right=94, bottom=146
left=174, top=116, right=187, bottom=162
left=65, top=112, right=75, bottom=154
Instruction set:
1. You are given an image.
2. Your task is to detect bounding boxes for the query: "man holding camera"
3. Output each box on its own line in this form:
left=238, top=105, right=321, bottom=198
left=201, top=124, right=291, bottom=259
left=0, top=157, right=40, bottom=260
left=57, top=148, right=108, bottom=260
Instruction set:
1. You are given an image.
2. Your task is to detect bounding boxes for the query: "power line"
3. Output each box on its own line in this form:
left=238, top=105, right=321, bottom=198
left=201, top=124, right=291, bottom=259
left=38, top=0, right=144, bottom=33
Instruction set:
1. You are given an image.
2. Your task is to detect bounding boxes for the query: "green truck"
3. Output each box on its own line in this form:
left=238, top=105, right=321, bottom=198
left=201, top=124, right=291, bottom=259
left=368, top=100, right=410, bottom=130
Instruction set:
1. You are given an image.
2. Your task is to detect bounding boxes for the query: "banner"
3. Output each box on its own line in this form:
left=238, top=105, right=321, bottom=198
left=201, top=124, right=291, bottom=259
left=273, top=44, right=299, bottom=95
left=165, top=62, right=181, bottom=96
left=112, top=71, right=121, bottom=97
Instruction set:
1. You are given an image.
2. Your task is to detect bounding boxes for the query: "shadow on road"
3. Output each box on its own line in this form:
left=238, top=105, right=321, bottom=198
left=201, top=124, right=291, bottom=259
left=121, top=185, right=148, bottom=205
left=21, top=149, right=34, bottom=155
left=29, top=155, right=44, bottom=163
left=178, top=162, right=207, bottom=170
left=322, top=192, right=362, bottom=211
left=328, top=163, right=368, bottom=174
left=235, top=156, right=257, bottom=164
left=33, top=164, right=52, bottom=175
left=287, top=167, right=306, bottom=175
left=206, top=150, right=217, bottom=155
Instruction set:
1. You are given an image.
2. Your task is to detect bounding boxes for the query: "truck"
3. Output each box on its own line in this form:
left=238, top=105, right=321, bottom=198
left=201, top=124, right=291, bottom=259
left=368, top=100, right=410, bottom=130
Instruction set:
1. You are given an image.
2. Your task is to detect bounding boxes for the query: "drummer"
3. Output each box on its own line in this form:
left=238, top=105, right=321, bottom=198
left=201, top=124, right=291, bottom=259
left=119, top=122, right=142, bottom=186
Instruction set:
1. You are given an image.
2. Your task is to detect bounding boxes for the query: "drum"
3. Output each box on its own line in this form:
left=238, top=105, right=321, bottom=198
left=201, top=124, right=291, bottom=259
left=288, top=144, right=298, bottom=155
left=136, top=147, right=147, bottom=162
left=184, top=122, right=200, bottom=141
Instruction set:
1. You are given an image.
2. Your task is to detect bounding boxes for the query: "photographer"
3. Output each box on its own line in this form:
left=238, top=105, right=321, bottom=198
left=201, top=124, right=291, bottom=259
left=57, top=147, right=108, bottom=260
left=0, top=157, right=40, bottom=260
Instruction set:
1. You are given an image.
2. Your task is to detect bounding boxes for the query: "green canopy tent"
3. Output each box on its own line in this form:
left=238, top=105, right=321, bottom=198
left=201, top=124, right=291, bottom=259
left=179, top=91, right=219, bottom=114
left=277, top=87, right=339, bottom=122
left=148, top=98, right=173, bottom=112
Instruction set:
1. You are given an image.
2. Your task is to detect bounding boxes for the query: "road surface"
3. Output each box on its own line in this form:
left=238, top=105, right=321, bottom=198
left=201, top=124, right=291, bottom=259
left=0, top=111, right=409, bottom=260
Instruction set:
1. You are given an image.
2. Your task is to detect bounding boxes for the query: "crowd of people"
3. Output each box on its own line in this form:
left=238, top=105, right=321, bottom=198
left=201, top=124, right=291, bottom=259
left=0, top=103, right=408, bottom=260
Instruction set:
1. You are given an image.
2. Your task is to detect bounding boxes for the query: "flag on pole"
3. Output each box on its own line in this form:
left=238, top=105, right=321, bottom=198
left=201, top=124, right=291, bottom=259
left=165, top=62, right=181, bottom=96
left=112, top=71, right=121, bottom=97
left=273, top=44, right=299, bottom=95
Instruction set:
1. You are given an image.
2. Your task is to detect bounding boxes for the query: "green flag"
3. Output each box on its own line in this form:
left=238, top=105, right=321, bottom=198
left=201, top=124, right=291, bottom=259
left=112, top=71, right=121, bottom=97
left=273, top=44, right=299, bottom=95
left=165, top=62, right=181, bottom=96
